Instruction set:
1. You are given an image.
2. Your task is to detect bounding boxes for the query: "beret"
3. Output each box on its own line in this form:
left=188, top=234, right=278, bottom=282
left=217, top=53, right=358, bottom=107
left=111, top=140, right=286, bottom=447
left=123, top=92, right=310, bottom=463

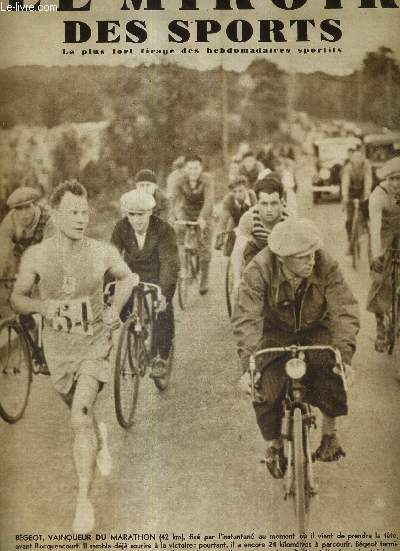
left=120, top=190, right=156, bottom=212
left=7, top=186, right=41, bottom=209
left=377, top=156, right=400, bottom=180
left=269, top=218, right=323, bottom=257
left=134, top=169, right=157, bottom=184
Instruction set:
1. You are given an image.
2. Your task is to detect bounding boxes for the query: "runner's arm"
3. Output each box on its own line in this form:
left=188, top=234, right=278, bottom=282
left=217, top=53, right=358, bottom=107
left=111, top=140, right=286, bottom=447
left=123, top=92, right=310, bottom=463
left=0, top=213, right=15, bottom=277
left=105, top=245, right=139, bottom=316
left=10, top=248, right=48, bottom=317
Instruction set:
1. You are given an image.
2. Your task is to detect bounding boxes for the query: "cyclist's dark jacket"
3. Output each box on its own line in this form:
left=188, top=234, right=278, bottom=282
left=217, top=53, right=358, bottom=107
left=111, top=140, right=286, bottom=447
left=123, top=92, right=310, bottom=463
left=110, top=215, right=179, bottom=301
left=232, top=248, right=359, bottom=373
left=239, top=165, right=260, bottom=190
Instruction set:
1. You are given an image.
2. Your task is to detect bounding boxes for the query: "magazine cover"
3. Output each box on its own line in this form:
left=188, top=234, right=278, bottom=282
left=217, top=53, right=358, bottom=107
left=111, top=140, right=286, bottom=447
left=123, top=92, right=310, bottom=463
left=1, top=1, right=400, bottom=549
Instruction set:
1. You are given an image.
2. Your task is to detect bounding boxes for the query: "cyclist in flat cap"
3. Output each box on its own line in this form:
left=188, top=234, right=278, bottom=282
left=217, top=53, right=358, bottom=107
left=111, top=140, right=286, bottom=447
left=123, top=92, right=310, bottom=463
left=0, top=186, right=53, bottom=315
left=133, top=169, right=170, bottom=222
left=110, top=189, right=179, bottom=381
left=231, top=218, right=359, bottom=478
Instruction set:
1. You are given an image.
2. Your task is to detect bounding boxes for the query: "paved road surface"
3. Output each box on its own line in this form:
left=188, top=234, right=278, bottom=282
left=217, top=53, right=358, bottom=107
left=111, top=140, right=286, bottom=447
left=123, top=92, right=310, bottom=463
left=1, top=160, right=399, bottom=544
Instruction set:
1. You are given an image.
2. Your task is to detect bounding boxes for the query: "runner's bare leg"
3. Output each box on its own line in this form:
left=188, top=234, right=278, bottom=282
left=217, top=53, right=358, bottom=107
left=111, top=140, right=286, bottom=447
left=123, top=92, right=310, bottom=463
left=71, top=374, right=100, bottom=533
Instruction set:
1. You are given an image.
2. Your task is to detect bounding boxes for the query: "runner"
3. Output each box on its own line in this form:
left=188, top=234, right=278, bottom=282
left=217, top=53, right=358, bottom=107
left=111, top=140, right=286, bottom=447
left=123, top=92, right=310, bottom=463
left=110, top=189, right=179, bottom=380
left=11, top=180, right=137, bottom=534
left=170, top=155, right=214, bottom=295
left=367, top=157, right=400, bottom=357
left=231, top=218, right=359, bottom=478
left=134, top=169, right=169, bottom=222
left=230, top=174, right=287, bottom=299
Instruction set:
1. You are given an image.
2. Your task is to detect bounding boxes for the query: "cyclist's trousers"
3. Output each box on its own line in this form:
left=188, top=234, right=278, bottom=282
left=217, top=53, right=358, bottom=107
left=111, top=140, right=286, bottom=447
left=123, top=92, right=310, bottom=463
left=175, top=224, right=213, bottom=263
left=345, top=199, right=369, bottom=240
left=156, top=300, right=174, bottom=360
left=252, top=326, right=348, bottom=441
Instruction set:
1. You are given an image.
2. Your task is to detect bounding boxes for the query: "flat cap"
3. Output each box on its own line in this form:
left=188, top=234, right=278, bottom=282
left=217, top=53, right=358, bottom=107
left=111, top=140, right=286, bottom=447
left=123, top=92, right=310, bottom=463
left=269, top=218, right=323, bottom=257
left=120, top=189, right=156, bottom=212
left=7, top=186, right=41, bottom=209
left=134, top=169, right=157, bottom=184
left=377, top=156, right=400, bottom=180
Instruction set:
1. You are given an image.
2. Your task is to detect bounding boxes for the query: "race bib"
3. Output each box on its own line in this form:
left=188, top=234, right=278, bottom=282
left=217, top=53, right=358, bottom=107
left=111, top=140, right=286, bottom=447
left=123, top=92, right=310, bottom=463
left=51, top=297, right=94, bottom=336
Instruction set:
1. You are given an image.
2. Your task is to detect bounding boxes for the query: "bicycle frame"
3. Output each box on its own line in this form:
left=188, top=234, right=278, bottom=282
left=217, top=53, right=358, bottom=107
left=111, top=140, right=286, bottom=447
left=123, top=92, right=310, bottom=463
left=249, top=345, right=347, bottom=531
left=387, top=237, right=400, bottom=354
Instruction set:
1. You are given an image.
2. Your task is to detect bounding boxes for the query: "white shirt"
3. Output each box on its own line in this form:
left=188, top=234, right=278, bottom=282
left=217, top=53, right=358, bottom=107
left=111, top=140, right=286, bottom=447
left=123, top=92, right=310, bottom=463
left=135, top=231, right=146, bottom=250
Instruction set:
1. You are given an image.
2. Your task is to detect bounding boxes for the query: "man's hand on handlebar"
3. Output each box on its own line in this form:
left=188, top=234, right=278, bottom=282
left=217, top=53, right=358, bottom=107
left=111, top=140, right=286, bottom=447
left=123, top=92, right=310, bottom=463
left=198, top=217, right=206, bottom=232
left=156, top=294, right=167, bottom=313
left=239, top=370, right=263, bottom=402
left=370, top=255, right=385, bottom=274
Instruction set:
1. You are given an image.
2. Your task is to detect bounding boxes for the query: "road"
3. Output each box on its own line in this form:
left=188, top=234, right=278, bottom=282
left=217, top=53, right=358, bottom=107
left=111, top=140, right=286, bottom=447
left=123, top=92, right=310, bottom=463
left=1, top=160, right=400, bottom=545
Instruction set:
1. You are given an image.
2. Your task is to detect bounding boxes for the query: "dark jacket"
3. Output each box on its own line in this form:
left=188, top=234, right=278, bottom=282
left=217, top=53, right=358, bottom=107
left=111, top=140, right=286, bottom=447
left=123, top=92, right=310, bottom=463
left=170, top=172, right=214, bottom=222
left=232, top=248, right=359, bottom=372
left=111, top=215, right=179, bottom=301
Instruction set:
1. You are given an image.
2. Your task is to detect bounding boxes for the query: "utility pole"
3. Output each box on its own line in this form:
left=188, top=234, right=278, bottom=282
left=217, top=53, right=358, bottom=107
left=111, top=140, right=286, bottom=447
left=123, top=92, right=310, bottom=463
left=221, top=64, right=229, bottom=175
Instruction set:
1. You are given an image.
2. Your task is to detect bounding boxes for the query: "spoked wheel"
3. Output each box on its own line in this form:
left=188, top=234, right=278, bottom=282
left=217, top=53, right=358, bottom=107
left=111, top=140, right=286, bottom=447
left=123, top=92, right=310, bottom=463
left=178, top=251, right=197, bottom=310
left=114, top=319, right=142, bottom=429
left=225, top=258, right=234, bottom=318
left=293, top=407, right=308, bottom=534
left=387, top=260, right=400, bottom=356
left=0, top=319, right=32, bottom=424
left=350, top=215, right=361, bottom=270
left=153, top=340, right=175, bottom=392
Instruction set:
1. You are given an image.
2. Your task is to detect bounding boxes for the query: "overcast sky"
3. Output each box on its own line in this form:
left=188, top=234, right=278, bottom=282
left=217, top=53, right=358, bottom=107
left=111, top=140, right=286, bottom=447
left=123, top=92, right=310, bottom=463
left=0, top=0, right=399, bottom=74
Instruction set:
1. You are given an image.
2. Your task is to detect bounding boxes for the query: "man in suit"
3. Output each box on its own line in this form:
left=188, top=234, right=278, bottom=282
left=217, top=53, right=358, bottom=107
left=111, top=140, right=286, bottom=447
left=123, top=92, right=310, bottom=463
left=110, top=190, right=180, bottom=380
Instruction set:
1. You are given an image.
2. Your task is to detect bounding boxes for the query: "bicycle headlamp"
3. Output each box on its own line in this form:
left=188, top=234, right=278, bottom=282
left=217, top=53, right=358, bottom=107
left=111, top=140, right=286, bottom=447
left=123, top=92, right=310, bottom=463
left=319, top=167, right=330, bottom=181
left=285, top=358, right=307, bottom=380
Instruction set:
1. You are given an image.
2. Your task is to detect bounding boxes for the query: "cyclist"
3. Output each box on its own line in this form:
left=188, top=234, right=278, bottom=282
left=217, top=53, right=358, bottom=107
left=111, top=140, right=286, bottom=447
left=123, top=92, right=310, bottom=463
left=134, top=169, right=169, bottom=222
left=169, top=154, right=214, bottom=295
left=166, top=156, right=185, bottom=199
left=230, top=175, right=288, bottom=299
left=239, top=151, right=261, bottom=190
left=231, top=218, right=359, bottom=478
left=11, top=180, right=137, bottom=534
left=110, top=189, right=179, bottom=380
left=367, top=157, right=400, bottom=355
left=215, top=175, right=257, bottom=256
left=341, top=148, right=372, bottom=255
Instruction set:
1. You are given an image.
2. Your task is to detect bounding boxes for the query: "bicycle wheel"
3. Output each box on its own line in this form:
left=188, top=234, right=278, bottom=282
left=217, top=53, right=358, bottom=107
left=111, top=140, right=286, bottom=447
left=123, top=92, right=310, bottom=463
left=387, top=258, right=400, bottom=355
left=0, top=319, right=32, bottom=424
left=293, top=407, right=307, bottom=534
left=350, top=212, right=361, bottom=270
left=225, top=258, right=233, bottom=318
left=114, top=319, right=141, bottom=429
left=153, top=340, right=175, bottom=392
left=178, top=251, right=195, bottom=310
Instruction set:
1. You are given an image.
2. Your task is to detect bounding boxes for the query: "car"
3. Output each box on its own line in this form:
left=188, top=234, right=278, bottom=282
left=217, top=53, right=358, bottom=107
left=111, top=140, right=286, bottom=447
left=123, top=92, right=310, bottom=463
left=364, top=132, right=400, bottom=189
left=312, top=136, right=361, bottom=203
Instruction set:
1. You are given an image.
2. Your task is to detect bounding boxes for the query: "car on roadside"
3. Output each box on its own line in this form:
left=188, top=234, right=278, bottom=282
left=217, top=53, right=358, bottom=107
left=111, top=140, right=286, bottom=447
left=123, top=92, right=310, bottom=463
left=364, top=132, right=400, bottom=189
left=312, top=136, right=361, bottom=204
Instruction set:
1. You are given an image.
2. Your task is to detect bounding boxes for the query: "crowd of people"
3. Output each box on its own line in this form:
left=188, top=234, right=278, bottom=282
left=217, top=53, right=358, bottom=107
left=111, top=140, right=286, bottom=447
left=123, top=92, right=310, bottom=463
left=1, top=144, right=400, bottom=534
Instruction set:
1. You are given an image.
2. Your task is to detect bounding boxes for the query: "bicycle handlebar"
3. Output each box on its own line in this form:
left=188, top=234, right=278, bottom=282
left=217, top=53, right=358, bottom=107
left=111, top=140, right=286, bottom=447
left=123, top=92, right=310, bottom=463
left=174, top=220, right=200, bottom=227
left=104, top=280, right=162, bottom=304
left=249, top=345, right=347, bottom=398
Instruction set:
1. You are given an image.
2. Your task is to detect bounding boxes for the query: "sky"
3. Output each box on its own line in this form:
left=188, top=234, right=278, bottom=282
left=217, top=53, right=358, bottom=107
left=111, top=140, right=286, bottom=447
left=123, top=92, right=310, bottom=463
left=0, top=0, right=399, bottom=74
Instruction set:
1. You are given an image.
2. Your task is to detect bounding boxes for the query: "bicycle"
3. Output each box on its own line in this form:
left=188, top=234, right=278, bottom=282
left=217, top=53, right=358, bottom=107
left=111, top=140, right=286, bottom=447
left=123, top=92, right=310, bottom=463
left=112, top=281, right=174, bottom=430
left=175, top=221, right=200, bottom=310
left=249, top=345, right=347, bottom=534
left=386, top=236, right=400, bottom=356
left=349, top=199, right=371, bottom=269
left=0, top=280, right=49, bottom=423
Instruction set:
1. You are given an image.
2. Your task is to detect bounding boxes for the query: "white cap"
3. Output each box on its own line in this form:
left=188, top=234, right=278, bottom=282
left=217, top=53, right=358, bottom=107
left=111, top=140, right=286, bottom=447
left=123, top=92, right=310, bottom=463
left=120, top=190, right=156, bottom=213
